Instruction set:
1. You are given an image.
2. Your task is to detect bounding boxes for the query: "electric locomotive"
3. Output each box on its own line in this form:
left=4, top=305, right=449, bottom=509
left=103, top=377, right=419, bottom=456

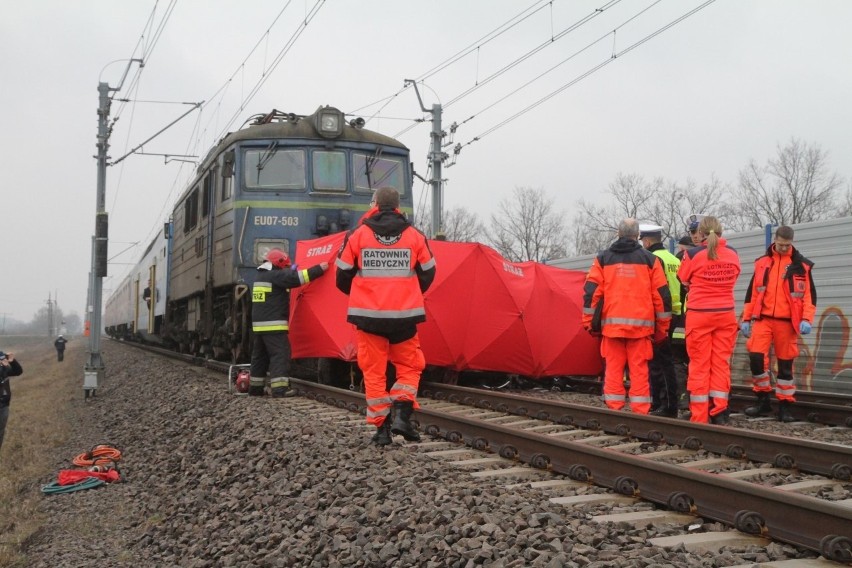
left=106, top=106, right=414, bottom=363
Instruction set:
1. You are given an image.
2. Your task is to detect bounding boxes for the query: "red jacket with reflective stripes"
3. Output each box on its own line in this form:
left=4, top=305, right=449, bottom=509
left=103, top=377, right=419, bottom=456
left=336, top=208, right=436, bottom=340
left=676, top=238, right=741, bottom=312
left=742, top=244, right=815, bottom=330
left=583, top=237, right=672, bottom=339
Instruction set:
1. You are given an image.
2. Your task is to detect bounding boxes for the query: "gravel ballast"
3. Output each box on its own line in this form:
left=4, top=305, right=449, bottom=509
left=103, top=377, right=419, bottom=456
left=23, top=342, right=823, bottom=567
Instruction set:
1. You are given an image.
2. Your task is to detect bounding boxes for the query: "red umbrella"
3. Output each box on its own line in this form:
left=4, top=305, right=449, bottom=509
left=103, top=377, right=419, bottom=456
left=420, top=241, right=602, bottom=377
left=289, top=233, right=355, bottom=360
left=290, top=234, right=603, bottom=378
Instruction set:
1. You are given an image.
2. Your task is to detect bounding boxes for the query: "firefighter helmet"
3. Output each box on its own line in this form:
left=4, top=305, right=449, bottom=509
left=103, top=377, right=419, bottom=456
left=235, top=370, right=251, bottom=394
left=265, top=248, right=291, bottom=269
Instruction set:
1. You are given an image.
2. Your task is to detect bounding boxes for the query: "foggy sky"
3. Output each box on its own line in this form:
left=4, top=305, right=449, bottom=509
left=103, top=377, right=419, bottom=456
left=1, top=0, right=850, bottom=323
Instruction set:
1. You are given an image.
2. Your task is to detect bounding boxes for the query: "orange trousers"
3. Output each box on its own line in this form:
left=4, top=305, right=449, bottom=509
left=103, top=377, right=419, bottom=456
left=601, top=336, right=653, bottom=414
left=356, top=330, right=426, bottom=427
left=746, top=318, right=799, bottom=401
left=686, top=310, right=738, bottom=423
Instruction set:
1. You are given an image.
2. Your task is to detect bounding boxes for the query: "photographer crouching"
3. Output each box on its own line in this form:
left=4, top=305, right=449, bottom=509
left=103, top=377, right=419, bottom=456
left=0, top=351, right=23, bottom=453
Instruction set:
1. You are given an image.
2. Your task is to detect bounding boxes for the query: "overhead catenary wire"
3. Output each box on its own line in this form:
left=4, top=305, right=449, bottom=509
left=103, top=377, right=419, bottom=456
left=351, top=0, right=553, bottom=126
left=455, top=0, right=717, bottom=154
left=391, top=0, right=626, bottom=141
left=449, top=0, right=663, bottom=133
left=210, top=0, right=326, bottom=143
left=443, top=0, right=624, bottom=109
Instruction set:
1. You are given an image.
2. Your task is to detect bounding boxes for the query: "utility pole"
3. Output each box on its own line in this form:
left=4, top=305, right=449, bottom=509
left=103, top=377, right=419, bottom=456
left=46, top=294, right=54, bottom=337
left=85, top=59, right=199, bottom=399
left=405, top=80, right=447, bottom=240
left=85, top=60, right=140, bottom=398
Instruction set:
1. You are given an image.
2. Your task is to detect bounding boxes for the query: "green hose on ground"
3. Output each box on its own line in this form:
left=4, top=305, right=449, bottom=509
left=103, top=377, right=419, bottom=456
left=41, top=478, right=105, bottom=495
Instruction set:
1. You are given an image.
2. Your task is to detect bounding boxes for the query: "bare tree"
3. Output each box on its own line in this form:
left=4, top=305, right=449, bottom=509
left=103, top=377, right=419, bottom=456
left=838, top=181, right=852, bottom=218
left=570, top=173, right=728, bottom=254
left=413, top=205, right=486, bottom=242
left=731, top=138, right=843, bottom=228
left=487, top=187, right=568, bottom=262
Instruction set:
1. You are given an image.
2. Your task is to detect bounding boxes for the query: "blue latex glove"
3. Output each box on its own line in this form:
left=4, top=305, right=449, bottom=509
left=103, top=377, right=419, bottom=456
left=740, top=321, right=751, bottom=338
left=799, top=321, right=812, bottom=335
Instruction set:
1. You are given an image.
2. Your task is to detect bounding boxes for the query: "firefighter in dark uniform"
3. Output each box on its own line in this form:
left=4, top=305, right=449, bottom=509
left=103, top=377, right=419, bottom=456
left=336, top=186, right=436, bottom=446
left=249, top=249, right=328, bottom=397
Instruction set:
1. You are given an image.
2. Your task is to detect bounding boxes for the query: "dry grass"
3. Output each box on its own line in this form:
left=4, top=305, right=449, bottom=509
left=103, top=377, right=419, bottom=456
left=0, top=336, right=82, bottom=567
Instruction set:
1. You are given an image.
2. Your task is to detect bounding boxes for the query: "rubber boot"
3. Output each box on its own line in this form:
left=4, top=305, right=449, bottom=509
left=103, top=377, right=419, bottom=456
left=270, top=387, right=296, bottom=398
left=744, top=392, right=772, bottom=417
left=390, top=401, right=421, bottom=442
left=778, top=400, right=795, bottom=423
left=371, top=419, right=393, bottom=446
left=710, top=409, right=730, bottom=425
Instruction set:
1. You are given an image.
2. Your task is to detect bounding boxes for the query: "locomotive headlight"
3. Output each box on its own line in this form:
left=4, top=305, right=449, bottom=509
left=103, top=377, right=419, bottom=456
left=314, top=106, right=344, bottom=138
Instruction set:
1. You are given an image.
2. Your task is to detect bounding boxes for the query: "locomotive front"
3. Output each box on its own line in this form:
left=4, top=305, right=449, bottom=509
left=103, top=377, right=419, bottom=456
left=166, top=106, right=413, bottom=361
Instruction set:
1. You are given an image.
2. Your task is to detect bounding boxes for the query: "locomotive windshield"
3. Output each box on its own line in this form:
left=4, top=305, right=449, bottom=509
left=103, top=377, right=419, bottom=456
left=312, top=150, right=346, bottom=191
left=244, top=148, right=305, bottom=189
left=353, top=153, right=405, bottom=194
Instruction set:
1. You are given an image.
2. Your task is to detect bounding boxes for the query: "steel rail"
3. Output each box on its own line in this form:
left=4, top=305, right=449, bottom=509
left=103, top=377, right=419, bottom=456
left=288, top=379, right=852, bottom=562
left=561, top=377, right=852, bottom=426
left=420, top=382, right=852, bottom=480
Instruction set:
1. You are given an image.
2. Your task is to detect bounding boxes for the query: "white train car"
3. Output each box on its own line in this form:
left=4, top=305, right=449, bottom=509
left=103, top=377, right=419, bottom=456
left=104, top=223, right=171, bottom=343
left=549, top=216, right=852, bottom=395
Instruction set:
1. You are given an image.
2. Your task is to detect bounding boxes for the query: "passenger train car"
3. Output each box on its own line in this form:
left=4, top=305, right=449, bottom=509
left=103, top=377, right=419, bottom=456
left=104, top=106, right=413, bottom=362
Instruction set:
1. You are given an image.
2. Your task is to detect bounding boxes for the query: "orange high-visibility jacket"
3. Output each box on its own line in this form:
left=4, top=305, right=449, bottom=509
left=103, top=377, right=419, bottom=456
left=742, top=244, right=815, bottom=331
left=583, top=237, right=672, bottom=339
left=676, top=238, right=741, bottom=312
left=336, top=209, right=436, bottom=338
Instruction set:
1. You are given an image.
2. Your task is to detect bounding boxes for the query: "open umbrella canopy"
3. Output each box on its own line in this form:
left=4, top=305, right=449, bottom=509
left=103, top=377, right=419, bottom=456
left=289, top=234, right=602, bottom=378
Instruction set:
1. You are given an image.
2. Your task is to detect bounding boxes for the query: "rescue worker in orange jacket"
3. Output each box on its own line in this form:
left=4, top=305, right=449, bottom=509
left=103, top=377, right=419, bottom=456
left=583, top=218, right=672, bottom=415
left=677, top=216, right=741, bottom=424
left=740, top=225, right=815, bottom=422
left=336, top=186, right=436, bottom=446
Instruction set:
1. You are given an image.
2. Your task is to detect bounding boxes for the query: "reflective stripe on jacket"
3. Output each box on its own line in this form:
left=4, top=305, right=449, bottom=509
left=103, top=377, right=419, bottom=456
left=582, top=237, right=672, bottom=339
left=742, top=244, right=815, bottom=331
left=336, top=209, right=436, bottom=337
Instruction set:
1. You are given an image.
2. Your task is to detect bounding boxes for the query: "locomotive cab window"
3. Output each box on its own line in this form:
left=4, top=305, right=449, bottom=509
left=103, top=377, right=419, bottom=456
left=244, top=148, right=305, bottom=190
left=183, top=187, right=199, bottom=234
left=353, top=153, right=405, bottom=194
left=312, top=150, right=346, bottom=192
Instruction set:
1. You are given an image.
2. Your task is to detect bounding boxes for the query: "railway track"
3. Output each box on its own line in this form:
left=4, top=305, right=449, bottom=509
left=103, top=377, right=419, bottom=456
left=116, top=342, right=852, bottom=563
left=289, top=379, right=852, bottom=563
left=560, top=376, right=852, bottom=427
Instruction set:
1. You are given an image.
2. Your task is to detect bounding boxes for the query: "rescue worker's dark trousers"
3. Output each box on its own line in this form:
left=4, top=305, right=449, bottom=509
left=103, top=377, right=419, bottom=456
left=649, top=337, right=678, bottom=412
left=250, top=332, right=292, bottom=390
left=0, top=403, right=9, bottom=453
left=57, top=350, right=64, bottom=362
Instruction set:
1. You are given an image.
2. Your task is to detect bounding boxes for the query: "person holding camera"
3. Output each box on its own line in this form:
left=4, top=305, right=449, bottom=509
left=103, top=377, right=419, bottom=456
left=0, top=351, right=24, bottom=453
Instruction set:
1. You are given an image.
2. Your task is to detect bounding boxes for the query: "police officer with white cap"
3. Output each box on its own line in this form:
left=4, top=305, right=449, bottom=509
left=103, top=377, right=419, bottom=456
left=639, top=223, right=682, bottom=417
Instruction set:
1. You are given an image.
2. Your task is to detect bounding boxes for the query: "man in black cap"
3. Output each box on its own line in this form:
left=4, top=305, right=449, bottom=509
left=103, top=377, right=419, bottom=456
left=675, top=235, right=693, bottom=261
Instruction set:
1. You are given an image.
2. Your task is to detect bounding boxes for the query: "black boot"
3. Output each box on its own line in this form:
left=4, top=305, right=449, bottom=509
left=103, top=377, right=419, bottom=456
left=744, top=392, right=772, bottom=417
left=371, top=419, right=393, bottom=446
left=778, top=400, right=795, bottom=423
left=270, top=387, right=296, bottom=398
left=390, top=401, right=421, bottom=442
left=710, top=409, right=730, bottom=425
left=248, top=386, right=265, bottom=397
